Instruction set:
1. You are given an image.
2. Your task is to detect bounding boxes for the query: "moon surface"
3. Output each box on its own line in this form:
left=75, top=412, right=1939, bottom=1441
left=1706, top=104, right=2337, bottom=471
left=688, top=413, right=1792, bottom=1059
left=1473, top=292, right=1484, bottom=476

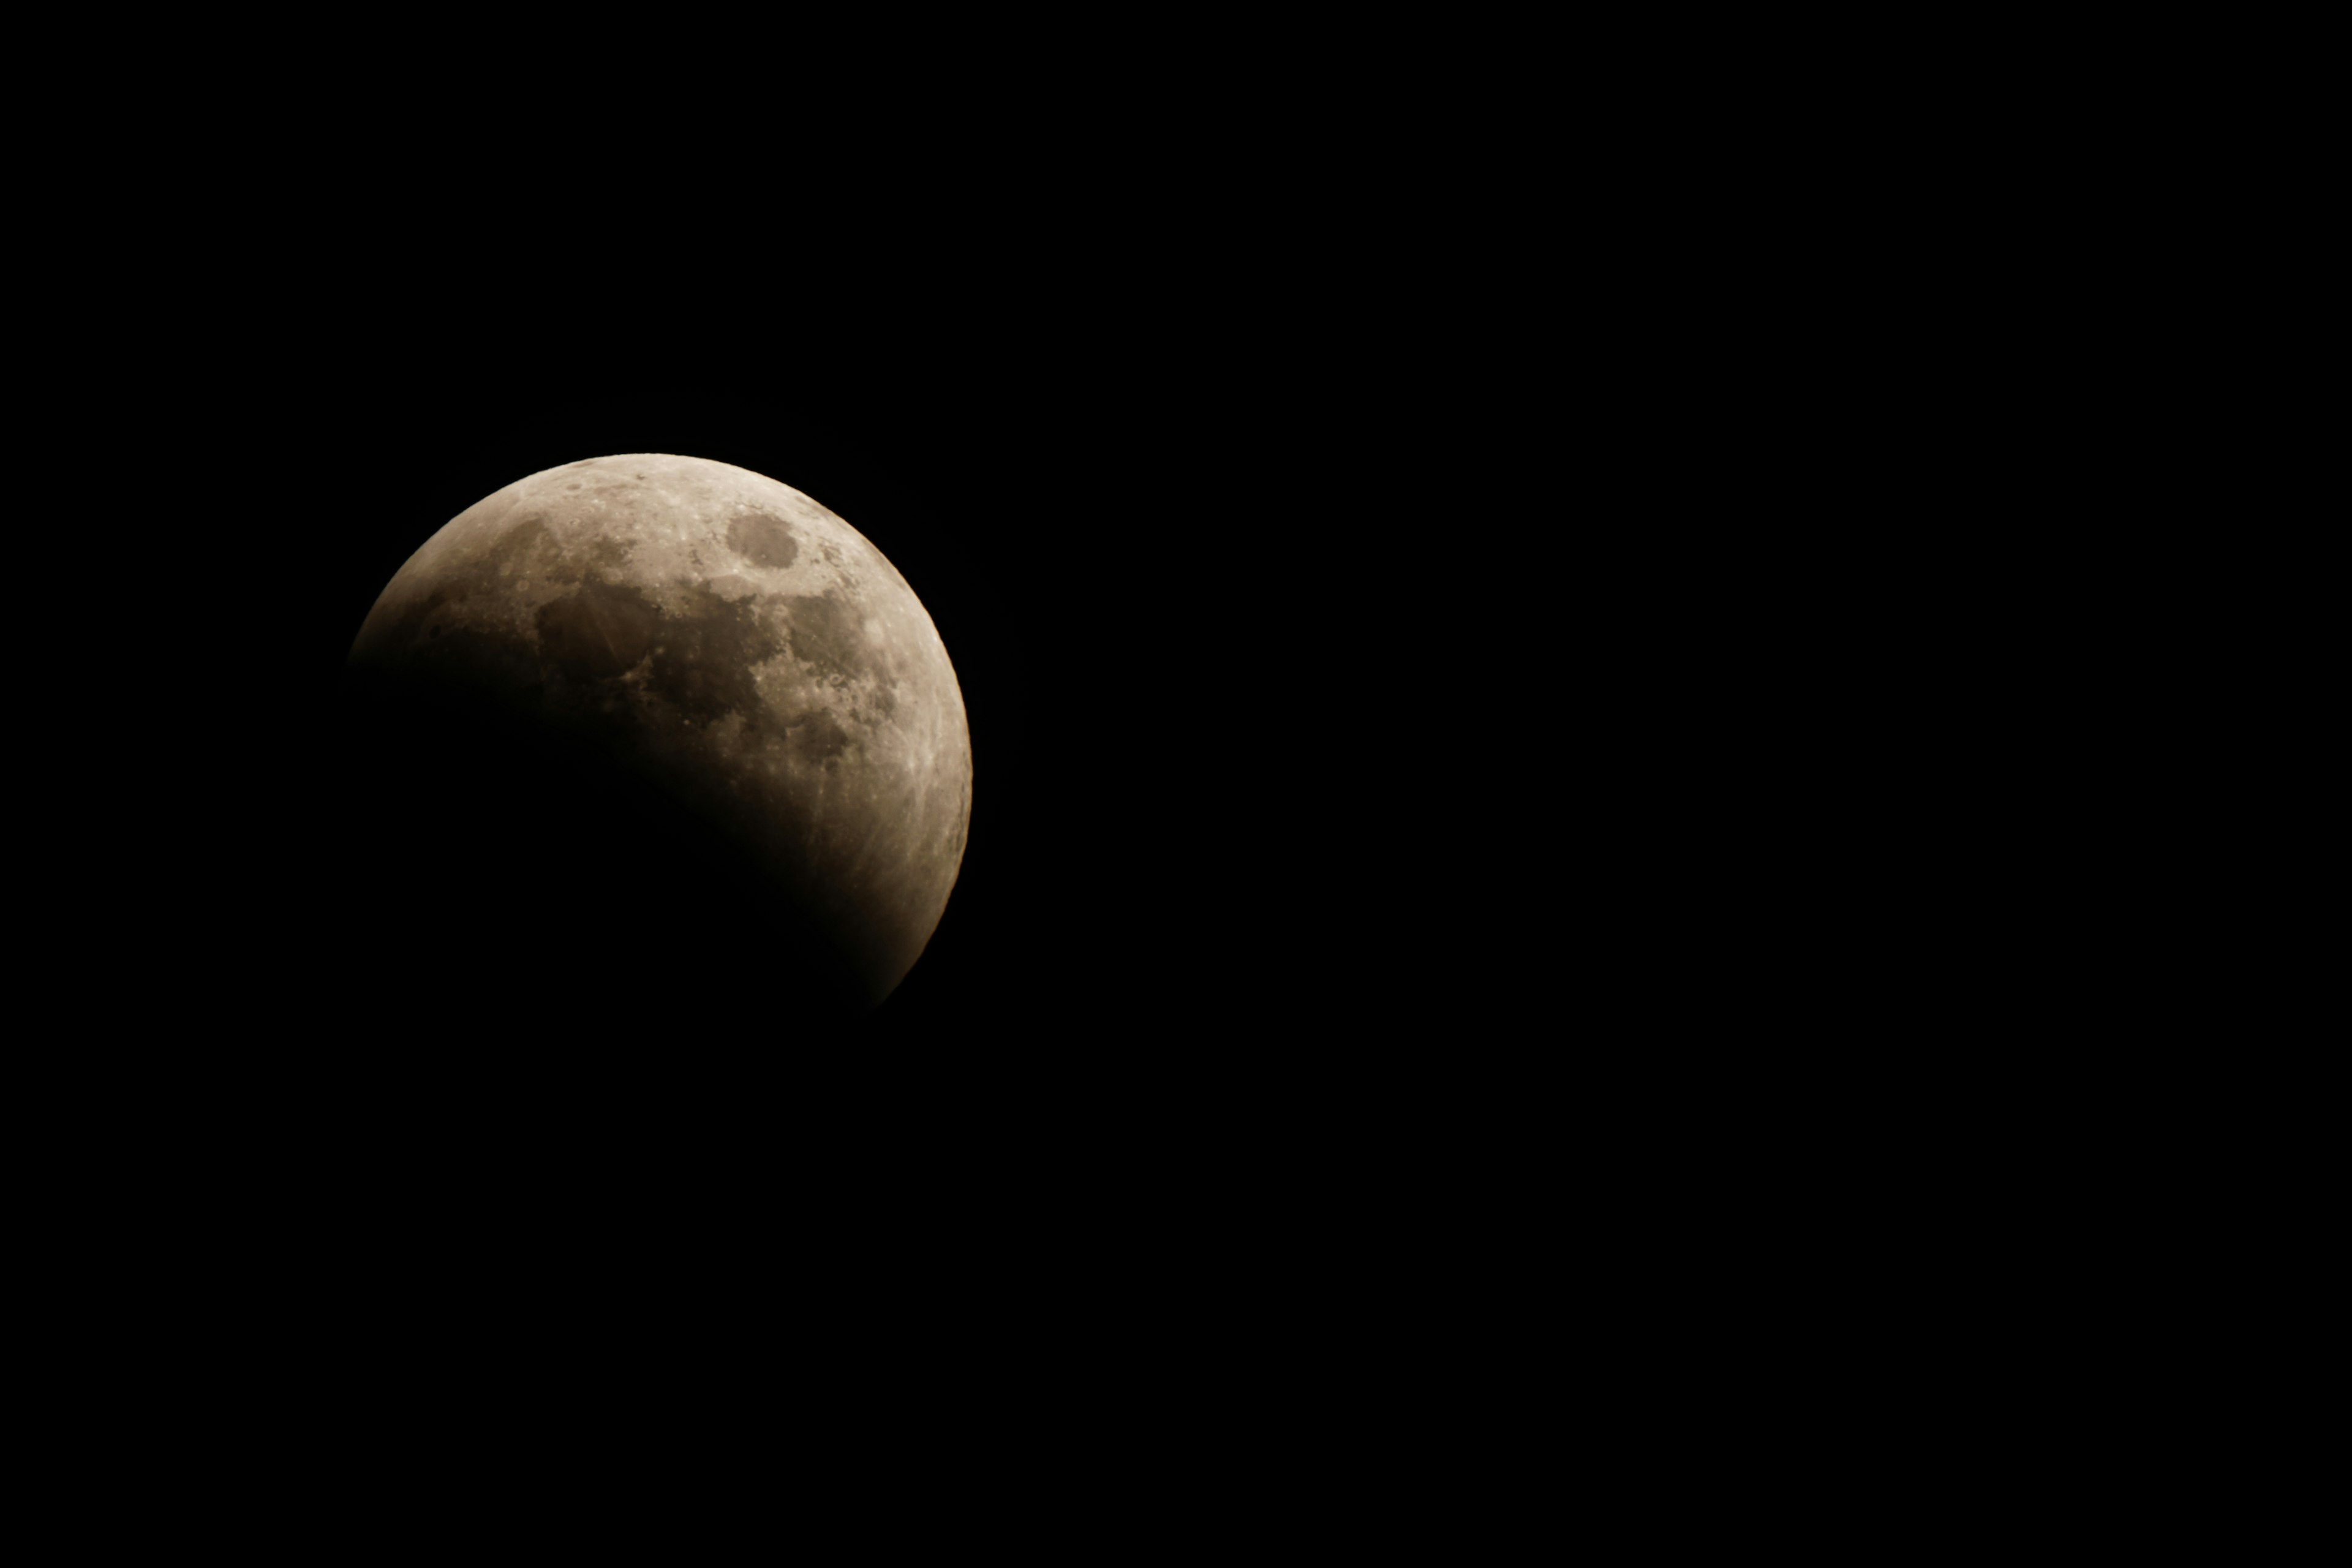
left=347, top=453, right=971, bottom=1009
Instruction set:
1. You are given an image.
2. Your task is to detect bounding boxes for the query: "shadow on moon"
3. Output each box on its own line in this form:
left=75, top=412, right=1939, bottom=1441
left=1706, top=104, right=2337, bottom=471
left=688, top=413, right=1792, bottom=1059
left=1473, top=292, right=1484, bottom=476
left=324, top=662, right=880, bottom=1070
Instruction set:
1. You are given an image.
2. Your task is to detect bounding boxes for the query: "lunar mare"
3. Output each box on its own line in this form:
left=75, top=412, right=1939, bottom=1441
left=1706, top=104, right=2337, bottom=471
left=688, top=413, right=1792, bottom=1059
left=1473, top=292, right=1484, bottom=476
left=347, top=453, right=971, bottom=1006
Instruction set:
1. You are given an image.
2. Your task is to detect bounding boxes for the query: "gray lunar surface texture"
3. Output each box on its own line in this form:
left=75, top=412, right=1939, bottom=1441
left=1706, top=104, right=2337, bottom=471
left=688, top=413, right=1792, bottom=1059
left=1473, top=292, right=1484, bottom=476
left=347, top=453, right=973, bottom=1008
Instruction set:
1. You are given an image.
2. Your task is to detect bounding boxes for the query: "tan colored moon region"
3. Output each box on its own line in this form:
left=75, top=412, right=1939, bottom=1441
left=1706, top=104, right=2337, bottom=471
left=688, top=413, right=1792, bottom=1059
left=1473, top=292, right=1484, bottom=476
left=348, top=454, right=972, bottom=1008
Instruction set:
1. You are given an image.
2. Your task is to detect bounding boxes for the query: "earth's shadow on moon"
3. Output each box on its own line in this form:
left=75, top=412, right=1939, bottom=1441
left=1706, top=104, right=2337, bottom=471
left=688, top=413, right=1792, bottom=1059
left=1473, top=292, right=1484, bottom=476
left=324, top=660, right=886, bottom=1118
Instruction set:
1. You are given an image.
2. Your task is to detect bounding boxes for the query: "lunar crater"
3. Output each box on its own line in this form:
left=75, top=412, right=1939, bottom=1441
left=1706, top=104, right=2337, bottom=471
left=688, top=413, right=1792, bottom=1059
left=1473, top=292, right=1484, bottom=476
left=726, top=510, right=801, bottom=570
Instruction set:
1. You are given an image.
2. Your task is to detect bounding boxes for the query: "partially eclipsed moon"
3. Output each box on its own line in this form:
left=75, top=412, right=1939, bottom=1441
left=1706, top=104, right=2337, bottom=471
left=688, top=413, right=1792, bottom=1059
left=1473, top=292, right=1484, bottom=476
left=347, top=453, right=972, bottom=1008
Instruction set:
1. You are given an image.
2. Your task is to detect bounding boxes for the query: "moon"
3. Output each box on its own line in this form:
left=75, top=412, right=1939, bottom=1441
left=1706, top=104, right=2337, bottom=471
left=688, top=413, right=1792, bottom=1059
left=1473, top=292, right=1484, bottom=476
left=345, top=453, right=972, bottom=1011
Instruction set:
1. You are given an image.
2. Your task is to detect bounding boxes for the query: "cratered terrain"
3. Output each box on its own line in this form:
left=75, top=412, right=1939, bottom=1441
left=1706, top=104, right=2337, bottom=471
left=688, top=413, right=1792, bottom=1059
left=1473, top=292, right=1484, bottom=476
left=342, top=454, right=971, bottom=1016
